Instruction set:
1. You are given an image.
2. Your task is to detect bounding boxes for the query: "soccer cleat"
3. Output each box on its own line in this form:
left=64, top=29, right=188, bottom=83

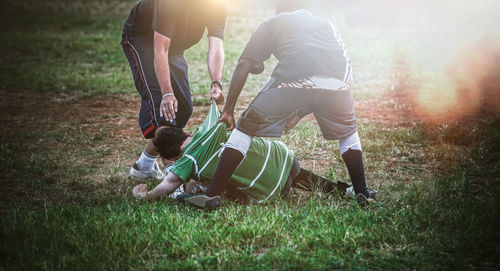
left=336, top=181, right=351, bottom=194
left=356, top=190, right=378, bottom=206
left=368, top=189, right=378, bottom=199
left=346, top=187, right=378, bottom=198
left=168, top=185, right=185, bottom=199
left=356, top=193, right=374, bottom=206
left=346, top=186, right=355, bottom=196
left=176, top=193, right=221, bottom=209
left=187, top=194, right=220, bottom=209
left=128, top=161, right=166, bottom=181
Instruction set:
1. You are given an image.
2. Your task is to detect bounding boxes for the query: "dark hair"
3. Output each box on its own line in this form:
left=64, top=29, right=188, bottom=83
left=276, top=0, right=309, bottom=14
left=153, top=127, right=188, bottom=159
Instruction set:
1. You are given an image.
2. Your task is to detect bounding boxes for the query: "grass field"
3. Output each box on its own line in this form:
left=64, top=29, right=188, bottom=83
left=1, top=0, right=499, bottom=270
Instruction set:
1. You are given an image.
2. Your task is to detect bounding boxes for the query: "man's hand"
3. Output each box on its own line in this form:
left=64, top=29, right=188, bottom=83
left=218, top=111, right=236, bottom=131
left=210, top=85, right=224, bottom=105
left=132, top=184, right=148, bottom=199
left=159, top=94, right=178, bottom=122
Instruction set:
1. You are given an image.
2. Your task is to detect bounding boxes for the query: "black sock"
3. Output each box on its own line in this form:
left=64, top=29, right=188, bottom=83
left=206, top=148, right=244, bottom=197
left=293, top=168, right=340, bottom=193
left=315, top=174, right=338, bottom=194
left=342, top=149, right=369, bottom=197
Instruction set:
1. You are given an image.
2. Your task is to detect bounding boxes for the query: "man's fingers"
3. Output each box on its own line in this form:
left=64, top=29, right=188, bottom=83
left=160, top=96, right=178, bottom=122
left=167, top=105, right=175, bottom=121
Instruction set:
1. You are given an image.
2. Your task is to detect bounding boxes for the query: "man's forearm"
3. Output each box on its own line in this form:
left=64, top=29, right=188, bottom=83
left=154, top=32, right=174, bottom=95
left=223, top=60, right=252, bottom=113
left=208, top=37, right=225, bottom=82
left=142, top=173, right=182, bottom=200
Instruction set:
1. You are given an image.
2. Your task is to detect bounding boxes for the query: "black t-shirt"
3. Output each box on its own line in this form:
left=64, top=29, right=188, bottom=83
left=240, top=10, right=352, bottom=83
left=123, top=0, right=227, bottom=53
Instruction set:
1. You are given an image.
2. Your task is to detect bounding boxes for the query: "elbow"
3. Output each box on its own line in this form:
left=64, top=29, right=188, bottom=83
left=238, top=59, right=263, bottom=75
left=236, top=59, right=253, bottom=71
left=153, top=31, right=171, bottom=56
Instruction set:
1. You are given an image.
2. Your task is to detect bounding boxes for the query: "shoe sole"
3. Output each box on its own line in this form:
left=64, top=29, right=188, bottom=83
left=186, top=195, right=220, bottom=209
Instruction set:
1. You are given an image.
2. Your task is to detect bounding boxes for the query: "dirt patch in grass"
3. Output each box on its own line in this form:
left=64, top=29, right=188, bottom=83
left=0, top=89, right=433, bottom=138
left=0, top=88, right=448, bottom=209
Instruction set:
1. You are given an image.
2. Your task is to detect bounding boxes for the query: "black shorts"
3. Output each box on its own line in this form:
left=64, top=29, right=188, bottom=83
left=121, top=33, right=193, bottom=138
left=237, top=78, right=358, bottom=140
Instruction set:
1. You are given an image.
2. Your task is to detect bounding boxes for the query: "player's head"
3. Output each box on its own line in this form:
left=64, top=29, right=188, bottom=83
left=153, top=126, right=188, bottom=160
left=276, top=0, right=309, bottom=14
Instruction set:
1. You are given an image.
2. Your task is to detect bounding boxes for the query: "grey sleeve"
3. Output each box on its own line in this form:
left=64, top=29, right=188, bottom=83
left=206, top=3, right=227, bottom=40
left=239, top=21, right=274, bottom=74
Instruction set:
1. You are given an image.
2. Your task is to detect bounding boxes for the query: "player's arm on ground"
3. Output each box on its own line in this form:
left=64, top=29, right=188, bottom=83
left=208, top=36, right=225, bottom=104
left=218, top=59, right=254, bottom=130
left=154, top=31, right=177, bottom=122
left=132, top=171, right=183, bottom=200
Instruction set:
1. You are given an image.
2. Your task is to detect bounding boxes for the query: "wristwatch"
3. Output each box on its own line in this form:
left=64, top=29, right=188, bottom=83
left=211, top=80, right=223, bottom=90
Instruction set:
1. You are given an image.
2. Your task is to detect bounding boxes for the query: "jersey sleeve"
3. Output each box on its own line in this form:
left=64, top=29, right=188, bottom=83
left=169, top=155, right=195, bottom=182
left=153, top=0, right=179, bottom=38
left=206, top=2, right=227, bottom=40
left=239, top=20, right=275, bottom=74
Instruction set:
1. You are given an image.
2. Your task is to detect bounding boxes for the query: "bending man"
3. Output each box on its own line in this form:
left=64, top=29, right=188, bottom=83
left=207, top=0, right=376, bottom=205
left=121, top=0, right=227, bottom=181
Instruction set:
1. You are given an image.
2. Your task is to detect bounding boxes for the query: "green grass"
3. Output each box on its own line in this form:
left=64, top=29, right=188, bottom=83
left=2, top=159, right=498, bottom=270
left=1, top=0, right=499, bottom=270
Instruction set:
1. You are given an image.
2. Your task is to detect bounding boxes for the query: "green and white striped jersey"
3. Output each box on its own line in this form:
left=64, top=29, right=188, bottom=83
left=170, top=102, right=294, bottom=202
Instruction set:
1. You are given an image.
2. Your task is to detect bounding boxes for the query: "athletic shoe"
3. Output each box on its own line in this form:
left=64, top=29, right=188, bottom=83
left=168, top=185, right=185, bottom=199
left=368, top=189, right=378, bottom=199
left=186, top=194, right=220, bottom=209
left=346, top=187, right=378, bottom=198
left=356, top=193, right=374, bottom=206
left=128, top=161, right=166, bottom=181
left=356, top=190, right=378, bottom=206
left=346, top=186, right=355, bottom=196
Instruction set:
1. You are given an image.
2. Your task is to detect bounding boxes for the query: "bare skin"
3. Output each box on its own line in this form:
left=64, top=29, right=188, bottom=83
left=142, top=33, right=225, bottom=157
left=218, top=59, right=254, bottom=130
left=133, top=131, right=193, bottom=199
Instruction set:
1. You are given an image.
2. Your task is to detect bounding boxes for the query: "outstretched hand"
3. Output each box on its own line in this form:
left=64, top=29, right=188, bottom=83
left=218, top=111, right=236, bottom=131
left=132, top=184, right=148, bottom=199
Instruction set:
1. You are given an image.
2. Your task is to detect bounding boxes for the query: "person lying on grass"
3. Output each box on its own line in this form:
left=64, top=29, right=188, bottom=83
left=132, top=102, right=356, bottom=208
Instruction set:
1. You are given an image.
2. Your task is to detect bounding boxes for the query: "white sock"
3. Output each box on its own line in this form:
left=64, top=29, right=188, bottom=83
left=136, top=150, right=157, bottom=171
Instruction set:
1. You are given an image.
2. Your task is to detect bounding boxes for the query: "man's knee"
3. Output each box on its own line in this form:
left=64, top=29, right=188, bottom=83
left=225, top=129, right=253, bottom=156
left=338, top=131, right=362, bottom=155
